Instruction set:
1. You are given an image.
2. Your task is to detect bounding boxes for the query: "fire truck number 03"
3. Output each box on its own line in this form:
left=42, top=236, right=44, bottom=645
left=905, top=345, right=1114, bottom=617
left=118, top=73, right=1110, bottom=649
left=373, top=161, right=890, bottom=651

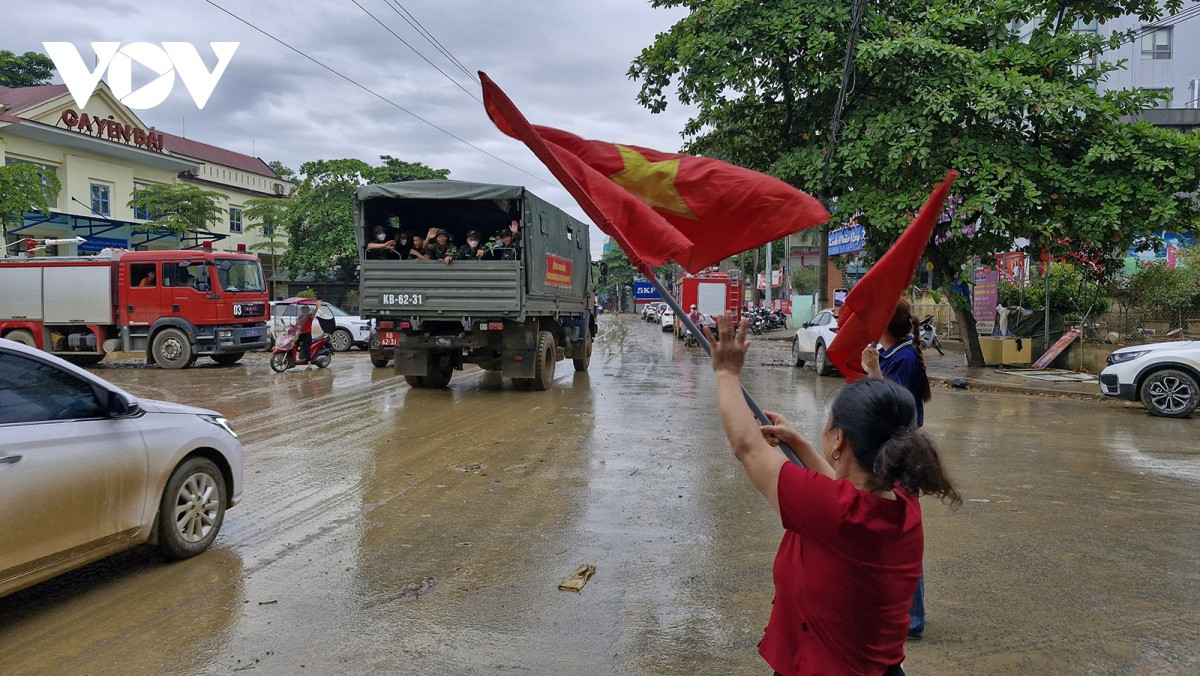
left=380, top=293, right=426, bottom=306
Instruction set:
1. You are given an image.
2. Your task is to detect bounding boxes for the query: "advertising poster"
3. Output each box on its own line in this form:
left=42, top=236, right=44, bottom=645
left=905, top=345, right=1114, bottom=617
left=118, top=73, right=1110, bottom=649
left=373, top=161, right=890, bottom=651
left=973, top=266, right=999, bottom=335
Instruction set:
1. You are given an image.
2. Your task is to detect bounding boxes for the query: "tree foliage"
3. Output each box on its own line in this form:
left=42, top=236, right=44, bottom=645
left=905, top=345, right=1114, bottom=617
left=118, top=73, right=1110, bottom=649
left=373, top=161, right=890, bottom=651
left=279, top=156, right=450, bottom=278
left=242, top=197, right=289, bottom=256
left=0, top=162, right=61, bottom=235
left=126, top=183, right=226, bottom=234
left=631, top=0, right=1200, bottom=364
left=0, top=50, right=54, bottom=88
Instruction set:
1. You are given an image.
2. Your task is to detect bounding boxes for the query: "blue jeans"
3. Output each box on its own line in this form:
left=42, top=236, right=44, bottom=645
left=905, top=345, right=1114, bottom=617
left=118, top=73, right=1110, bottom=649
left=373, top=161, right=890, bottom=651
left=909, top=573, right=925, bottom=636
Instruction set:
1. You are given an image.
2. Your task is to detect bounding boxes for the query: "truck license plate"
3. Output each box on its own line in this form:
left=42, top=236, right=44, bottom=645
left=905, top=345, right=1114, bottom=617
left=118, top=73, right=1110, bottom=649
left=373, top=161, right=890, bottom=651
left=379, top=331, right=398, bottom=347
left=379, top=293, right=426, bottom=306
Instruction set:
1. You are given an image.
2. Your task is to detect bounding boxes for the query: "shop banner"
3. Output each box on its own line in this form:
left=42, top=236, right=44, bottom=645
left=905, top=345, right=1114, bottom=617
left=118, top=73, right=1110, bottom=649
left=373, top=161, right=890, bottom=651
left=973, top=266, right=999, bottom=335
left=632, top=281, right=662, bottom=300
left=756, top=268, right=783, bottom=290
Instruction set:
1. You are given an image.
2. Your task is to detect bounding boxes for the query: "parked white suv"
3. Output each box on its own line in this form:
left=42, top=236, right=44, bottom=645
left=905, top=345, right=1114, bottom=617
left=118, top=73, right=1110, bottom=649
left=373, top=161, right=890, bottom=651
left=1100, top=340, right=1200, bottom=418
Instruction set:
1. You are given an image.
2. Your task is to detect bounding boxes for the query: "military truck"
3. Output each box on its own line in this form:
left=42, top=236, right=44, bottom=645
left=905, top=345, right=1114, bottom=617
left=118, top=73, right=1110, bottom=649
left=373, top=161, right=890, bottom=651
left=356, top=180, right=596, bottom=390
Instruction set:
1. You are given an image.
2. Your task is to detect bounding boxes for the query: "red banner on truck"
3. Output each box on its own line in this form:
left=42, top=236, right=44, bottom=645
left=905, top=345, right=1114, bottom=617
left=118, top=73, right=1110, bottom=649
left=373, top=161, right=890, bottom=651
left=545, top=254, right=572, bottom=288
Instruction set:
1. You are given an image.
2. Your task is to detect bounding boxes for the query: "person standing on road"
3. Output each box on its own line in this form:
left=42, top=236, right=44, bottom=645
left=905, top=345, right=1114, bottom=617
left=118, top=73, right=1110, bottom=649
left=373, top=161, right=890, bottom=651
left=707, top=314, right=959, bottom=675
left=862, top=298, right=933, bottom=640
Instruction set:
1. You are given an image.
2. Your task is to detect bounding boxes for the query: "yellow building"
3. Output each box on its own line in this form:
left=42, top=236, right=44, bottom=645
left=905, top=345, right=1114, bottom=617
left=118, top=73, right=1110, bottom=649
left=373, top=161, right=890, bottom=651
left=0, top=81, right=291, bottom=268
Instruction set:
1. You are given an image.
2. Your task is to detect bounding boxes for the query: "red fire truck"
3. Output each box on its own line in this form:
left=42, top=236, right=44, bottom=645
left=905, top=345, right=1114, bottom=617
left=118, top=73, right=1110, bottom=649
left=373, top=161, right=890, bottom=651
left=673, top=270, right=742, bottom=337
left=0, top=247, right=270, bottom=368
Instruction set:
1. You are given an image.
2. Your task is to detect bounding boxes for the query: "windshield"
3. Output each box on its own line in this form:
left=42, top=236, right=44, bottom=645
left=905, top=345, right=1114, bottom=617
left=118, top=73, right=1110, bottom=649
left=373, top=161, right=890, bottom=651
left=327, top=305, right=348, bottom=316
left=215, top=258, right=265, bottom=293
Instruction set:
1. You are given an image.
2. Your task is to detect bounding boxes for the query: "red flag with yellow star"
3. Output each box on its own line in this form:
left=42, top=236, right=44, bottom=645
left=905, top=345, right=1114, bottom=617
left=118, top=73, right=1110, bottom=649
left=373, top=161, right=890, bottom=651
left=480, top=73, right=829, bottom=273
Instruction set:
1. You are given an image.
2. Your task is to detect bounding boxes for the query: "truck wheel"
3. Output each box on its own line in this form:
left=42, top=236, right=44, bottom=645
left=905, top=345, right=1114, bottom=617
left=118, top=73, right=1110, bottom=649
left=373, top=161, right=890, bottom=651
left=328, top=329, right=354, bottom=353
left=371, top=355, right=392, bottom=368
left=573, top=332, right=592, bottom=372
left=404, top=375, right=426, bottom=388
left=211, top=352, right=244, bottom=365
left=5, top=329, right=36, bottom=347
left=532, top=331, right=555, bottom=391
left=152, top=328, right=193, bottom=369
left=424, top=368, right=452, bottom=389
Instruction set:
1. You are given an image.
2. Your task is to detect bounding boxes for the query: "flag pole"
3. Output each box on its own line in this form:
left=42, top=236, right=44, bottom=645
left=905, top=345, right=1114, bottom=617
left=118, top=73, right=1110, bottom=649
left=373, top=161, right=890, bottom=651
left=643, top=271, right=804, bottom=467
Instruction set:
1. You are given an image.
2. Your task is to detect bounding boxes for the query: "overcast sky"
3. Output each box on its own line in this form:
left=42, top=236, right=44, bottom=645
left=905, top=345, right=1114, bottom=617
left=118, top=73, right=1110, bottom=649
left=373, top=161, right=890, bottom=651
left=7, top=0, right=698, bottom=258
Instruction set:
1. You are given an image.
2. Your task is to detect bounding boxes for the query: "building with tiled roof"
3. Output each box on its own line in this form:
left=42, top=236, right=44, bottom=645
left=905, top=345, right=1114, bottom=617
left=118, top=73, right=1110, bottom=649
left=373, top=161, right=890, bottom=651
left=0, top=81, right=291, bottom=272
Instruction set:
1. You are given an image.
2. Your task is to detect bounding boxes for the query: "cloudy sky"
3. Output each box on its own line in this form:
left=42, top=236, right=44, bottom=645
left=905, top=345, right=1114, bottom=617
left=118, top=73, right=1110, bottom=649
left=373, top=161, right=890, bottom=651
left=8, top=0, right=699, bottom=257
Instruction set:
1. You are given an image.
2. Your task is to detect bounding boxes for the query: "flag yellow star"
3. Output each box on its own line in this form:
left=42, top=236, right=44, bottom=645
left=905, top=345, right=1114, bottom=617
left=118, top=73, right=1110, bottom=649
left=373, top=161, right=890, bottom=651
left=608, top=145, right=697, bottom=220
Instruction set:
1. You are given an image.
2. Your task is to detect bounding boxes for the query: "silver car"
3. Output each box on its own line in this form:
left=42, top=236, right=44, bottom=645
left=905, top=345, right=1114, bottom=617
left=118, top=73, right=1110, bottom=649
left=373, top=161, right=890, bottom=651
left=0, top=337, right=243, bottom=598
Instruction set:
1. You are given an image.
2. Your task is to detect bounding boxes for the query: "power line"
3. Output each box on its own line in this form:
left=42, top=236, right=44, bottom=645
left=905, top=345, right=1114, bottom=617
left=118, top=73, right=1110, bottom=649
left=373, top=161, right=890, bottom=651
left=1101, top=3, right=1200, bottom=52
left=349, top=0, right=481, bottom=103
left=380, top=0, right=477, bottom=84
left=202, top=0, right=554, bottom=186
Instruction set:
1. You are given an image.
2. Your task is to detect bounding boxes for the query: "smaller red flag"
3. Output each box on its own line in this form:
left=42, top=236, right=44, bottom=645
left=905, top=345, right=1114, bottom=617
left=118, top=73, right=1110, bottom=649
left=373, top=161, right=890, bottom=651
left=826, top=171, right=959, bottom=382
left=480, top=72, right=829, bottom=274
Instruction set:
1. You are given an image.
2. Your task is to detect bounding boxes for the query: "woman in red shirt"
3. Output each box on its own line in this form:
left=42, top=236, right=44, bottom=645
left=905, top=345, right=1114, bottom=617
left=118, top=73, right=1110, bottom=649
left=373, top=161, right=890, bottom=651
left=708, top=315, right=959, bottom=675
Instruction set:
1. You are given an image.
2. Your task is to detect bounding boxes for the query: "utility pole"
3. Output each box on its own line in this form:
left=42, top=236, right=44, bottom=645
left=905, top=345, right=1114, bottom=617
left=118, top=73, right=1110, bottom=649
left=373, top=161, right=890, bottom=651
left=765, top=241, right=773, bottom=308
left=817, top=0, right=868, bottom=311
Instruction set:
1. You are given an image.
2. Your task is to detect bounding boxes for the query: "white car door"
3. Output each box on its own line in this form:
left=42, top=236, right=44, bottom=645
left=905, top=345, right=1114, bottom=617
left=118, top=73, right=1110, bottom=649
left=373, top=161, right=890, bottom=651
left=0, top=351, right=148, bottom=580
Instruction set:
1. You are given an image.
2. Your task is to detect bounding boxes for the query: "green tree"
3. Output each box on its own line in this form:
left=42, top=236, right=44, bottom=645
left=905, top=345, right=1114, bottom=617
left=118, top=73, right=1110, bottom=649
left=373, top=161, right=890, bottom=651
left=0, top=50, right=54, bottom=88
left=280, top=156, right=449, bottom=279
left=126, top=183, right=226, bottom=234
left=631, top=0, right=1200, bottom=366
left=267, top=160, right=296, bottom=182
left=242, top=197, right=289, bottom=257
left=0, top=162, right=62, bottom=245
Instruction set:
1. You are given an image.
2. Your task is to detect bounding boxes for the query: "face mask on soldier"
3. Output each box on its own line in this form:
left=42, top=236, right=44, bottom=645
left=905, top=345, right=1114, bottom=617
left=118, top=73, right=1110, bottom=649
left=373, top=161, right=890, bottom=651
left=376, top=233, right=387, bottom=242
left=467, top=239, right=479, bottom=247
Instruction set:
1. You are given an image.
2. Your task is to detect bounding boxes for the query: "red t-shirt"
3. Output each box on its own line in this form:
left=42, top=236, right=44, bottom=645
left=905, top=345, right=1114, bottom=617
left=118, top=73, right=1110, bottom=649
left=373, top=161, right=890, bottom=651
left=759, top=462, right=923, bottom=675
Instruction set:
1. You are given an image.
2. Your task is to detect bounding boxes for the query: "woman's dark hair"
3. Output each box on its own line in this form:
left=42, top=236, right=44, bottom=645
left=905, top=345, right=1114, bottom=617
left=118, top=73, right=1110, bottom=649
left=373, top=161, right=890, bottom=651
left=831, top=378, right=960, bottom=506
left=885, top=298, right=931, bottom=403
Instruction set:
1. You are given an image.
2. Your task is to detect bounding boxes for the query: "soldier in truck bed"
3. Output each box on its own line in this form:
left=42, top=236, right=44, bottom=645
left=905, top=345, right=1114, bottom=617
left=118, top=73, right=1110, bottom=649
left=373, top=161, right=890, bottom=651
left=424, top=228, right=456, bottom=263
left=487, top=228, right=519, bottom=260
left=455, top=230, right=488, bottom=260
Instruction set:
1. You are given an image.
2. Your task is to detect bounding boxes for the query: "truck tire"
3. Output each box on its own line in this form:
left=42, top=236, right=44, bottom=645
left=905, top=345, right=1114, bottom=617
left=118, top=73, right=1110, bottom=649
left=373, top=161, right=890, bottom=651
left=532, top=331, right=555, bottom=391
left=573, top=332, right=592, bottom=372
left=424, top=367, right=452, bottom=389
left=404, top=375, right=425, bottom=387
left=371, top=355, right=391, bottom=368
left=5, top=329, right=36, bottom=347
left=211, top=352, right=244, bottom=365
left=152, top=328, right=194, bottom=369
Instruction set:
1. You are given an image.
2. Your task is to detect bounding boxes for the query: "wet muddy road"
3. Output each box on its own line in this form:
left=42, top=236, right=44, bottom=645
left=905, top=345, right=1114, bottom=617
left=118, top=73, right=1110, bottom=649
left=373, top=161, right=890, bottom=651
left=2, top=315, right=1198, bottom=674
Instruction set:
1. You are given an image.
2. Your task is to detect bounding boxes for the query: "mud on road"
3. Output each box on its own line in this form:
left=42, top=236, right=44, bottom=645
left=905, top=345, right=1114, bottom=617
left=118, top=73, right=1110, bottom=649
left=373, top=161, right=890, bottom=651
left=1, top=315, right=1197, bottom=674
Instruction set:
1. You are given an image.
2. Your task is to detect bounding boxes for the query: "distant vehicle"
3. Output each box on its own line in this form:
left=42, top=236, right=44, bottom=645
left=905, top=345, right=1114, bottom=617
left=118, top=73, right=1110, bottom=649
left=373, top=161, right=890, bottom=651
left=0, top=337, right=243, bottom=598
left=642, top=302, right=665, bottom=321
left=1100, top=340, right=1200, bottom=417
left=791, top=309, right=839, bottom=376
left=270, top=299, right=371, bottom=352
left=672, top=272, right=743, bottom=337
left=660, top=307, right=676, bottom=332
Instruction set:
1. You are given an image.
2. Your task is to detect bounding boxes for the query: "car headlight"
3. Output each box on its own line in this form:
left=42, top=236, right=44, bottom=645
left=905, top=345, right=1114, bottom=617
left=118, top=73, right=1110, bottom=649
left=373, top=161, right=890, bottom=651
left=202, top=414, right=239, bottom=438
left=1107, top=350, right=1150, bottom=365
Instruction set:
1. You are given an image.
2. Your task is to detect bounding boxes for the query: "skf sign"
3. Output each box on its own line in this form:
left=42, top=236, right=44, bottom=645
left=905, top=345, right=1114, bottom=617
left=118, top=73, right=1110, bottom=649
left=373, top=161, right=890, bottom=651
left=43, top=42, right=238, bottom=110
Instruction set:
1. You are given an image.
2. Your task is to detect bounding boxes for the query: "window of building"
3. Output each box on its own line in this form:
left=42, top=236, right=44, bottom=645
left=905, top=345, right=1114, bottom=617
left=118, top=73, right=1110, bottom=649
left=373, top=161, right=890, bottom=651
left=90, top=183, right=111, bottom=216
left=263, top=222, right=275, bottom=236
left=229, top=207, right=243, bottom=234
left=132, top=182, right=157, bottom=221
left=1141, top=27, right=1172, bottom=59
left=5, top=158, right=58, bottom=208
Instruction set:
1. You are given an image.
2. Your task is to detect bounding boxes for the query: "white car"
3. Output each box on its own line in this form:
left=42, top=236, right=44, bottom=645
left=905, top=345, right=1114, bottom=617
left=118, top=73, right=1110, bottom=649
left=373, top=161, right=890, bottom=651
left=1100, top=340, right=1200, bottom=417
left=271, top=299, right=371, bottom=352
left=660, top=307, right=676, bottom=331
left=642, top=302, right=665, bottom=321
left=0, top=337, right=243, bottom=598
left=791, top=309, right=840, bottom=376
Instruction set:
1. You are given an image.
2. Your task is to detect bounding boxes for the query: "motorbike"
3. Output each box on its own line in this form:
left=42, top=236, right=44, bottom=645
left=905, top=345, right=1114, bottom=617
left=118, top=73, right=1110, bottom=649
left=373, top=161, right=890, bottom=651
left=683, top=314, right=716, bottom=347
left=270, top=300, right=336, bottom=372
left=919, top=316, right=944, bottom=356
left=746, top=307, right=789, bottom=335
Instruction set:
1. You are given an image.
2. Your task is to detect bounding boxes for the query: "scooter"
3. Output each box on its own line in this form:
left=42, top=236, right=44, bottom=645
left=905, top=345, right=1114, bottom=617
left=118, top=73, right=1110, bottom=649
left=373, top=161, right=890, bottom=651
left=919, top=316, right=944, bottom=356
left=270, top=322, right=334, bottom=372
left=683, top=315, right=716, bottom=347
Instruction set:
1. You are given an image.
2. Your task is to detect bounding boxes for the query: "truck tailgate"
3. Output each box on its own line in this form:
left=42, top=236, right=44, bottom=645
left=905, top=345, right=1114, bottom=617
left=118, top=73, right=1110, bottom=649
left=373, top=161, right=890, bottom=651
left=360, top=261, right=523, bottom=318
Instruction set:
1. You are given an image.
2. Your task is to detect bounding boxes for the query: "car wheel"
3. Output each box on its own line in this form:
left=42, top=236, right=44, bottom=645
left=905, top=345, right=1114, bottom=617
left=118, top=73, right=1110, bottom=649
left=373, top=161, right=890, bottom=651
left=5, top=329, right=36, bottom=347
left=328, top=328, right=353, bottom=352
left=573, top=332, right=592, bottom=372
left=791, top=338, right=805, bottom=367
left=371, top=355, right=391, bottom=368
left=1140, top=369, right=1199, bottom=418
left=532, top=331, right=555, bottom=391
left=211, top=352, right=244, bottom=365
left=270, top=351, right=292, bottom=372
left=152, top=328, right=193, bottom=369
left=156, top=457, right=227, bottom=560
left=815, top=342, right=833, bottom=377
